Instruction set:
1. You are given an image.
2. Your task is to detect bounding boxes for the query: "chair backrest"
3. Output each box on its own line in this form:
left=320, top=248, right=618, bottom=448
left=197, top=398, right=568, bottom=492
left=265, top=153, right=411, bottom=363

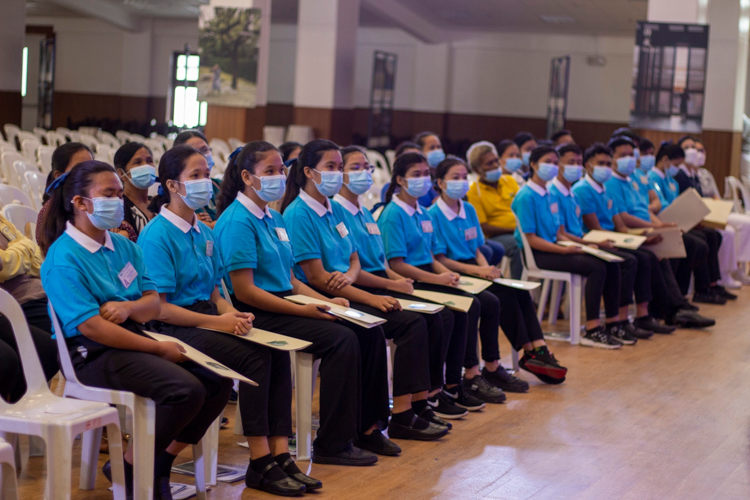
left=0, top=185, right=34, bottom=208
left=68, top=131, right=81, bottom=142
left=78, top=134, right=99, bottom=150
left=385, top=150, right=396, bottom=172
left=20, top=139, right=40, bottom=162
left=366, top=150, right=390, bottom=174
left=0, top=143, right=16, bottom=154
left=724, top=176, right=746, bottom=213
left=24, top=171, right=45, bottom=209
left=48, top=302, right=87, bottom=390
left=1, top=151, right=26, bottom=182
left=3, top=124, right=21, bottom=148
left=95, top=143, right=112, bottom=156
left=286, top=125, right=314, bottom=144
left=17, top=131, right=37, bottom=147
left=97, top=130, right=120, bottom=148
left=2, top=204, right=39, bottom=242
left=512, top=211, right=541, bottom=273
left=32, top=127, right=47, bottom=143
left=129, top=133, right=146, bottom=143
left=36, top=145, right=54, bottom=174
left=115, top=130, right=131, bottom=144
left=228, top=137, right=245, bottom=151
left=12, top=160, right=37, bottom=190
left=45, top=130, right=66, bottom=148
left=262, top=126, right=286, bottom=147
left=143, top=138, right=165, bottom=155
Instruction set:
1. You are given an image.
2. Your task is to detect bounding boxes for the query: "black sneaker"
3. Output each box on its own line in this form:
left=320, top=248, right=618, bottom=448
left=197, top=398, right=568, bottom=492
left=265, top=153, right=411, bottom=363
left=711, top=285, right=737, bottom=300
left=519, top=347, right=567, bottom=384
left=580, top=327, right=622, bottom=349
left=463, top=375, right=506, bottom=404
left=442, top=384, right=486, bottom=411
left=681, top=302, right=700, bottom=311
left=415, top=404, right=452, bottom=430
left=103, top=459, right=134, bottom=500
left=633, top=315, right=675, bottom=334
left=482, top=366, right=529, bottom=393
left=622, top=321, right=653, bottom=339
left=693, top=291, right=727, bottom=305
left=607, top=324, right=637, bottom=345
left=427, top=393, right=469, bottom=420
left=667, top=310, right=716, bottom=328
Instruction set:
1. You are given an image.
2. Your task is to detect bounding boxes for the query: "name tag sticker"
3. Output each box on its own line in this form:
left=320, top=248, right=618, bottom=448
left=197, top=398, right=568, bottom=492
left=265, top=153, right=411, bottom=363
left=640, top=176, right=648, bottom=185
left=632, top=182, right=640, bottom=192
left=118, top=262, right=138, bottom=289
left=421, top=220, right=433, bottom=233
left=575, top=205, right=581, bottom=217
left=550, top=202, right=559, bottom=215
left=607, top=199, right=614, bottom=210
left=366, top=223, right=381, bottom=235
left=670, top=184, right=677, bottom=191
left=206, top=241, right=213, bottom=257
left=336, top=222, right=349, bottom=238
left=0, top=225, right=15, bottom=242
left=465, top=226, right=477, bottom=241
left=275, top=227, right=289, bottom=241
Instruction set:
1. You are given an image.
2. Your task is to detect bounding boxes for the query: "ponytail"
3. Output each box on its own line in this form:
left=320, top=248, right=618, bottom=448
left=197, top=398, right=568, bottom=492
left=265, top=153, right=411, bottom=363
left=218, top=141, right=278, bottom=215
left=148, top=145, right=203, bottom=213
left=384, top=152, right=428, bottom=205
left=279, top=160, right=305, bottom=214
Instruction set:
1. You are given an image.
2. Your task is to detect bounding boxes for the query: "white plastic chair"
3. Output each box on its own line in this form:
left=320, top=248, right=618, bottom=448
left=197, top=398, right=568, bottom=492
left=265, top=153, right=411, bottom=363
left=513, top=211, right=583, bottom=345
left=115, top=130, right=131, bottom=144
left=46, top=130, right=66, bottom=148
left=129, top=133, right=146, bottom=143
left=20, top=139, right=40, bottom=162
left=0, top=143, right=15, bottom=154
left=95, top=143, right=112, bottom=158
left=97, top=131, right=120, bottom=148
left=68, top=131, right=82, bottom=142
left=49, top=304, right=215, bottom=499
left=0, top=290, right=127, bottom=500
left=11, top=161, right=37, bottom=190
left=0, top=185, right=34, bottom=208
left=56, top=127, right=72, bottom=140
left=144, top=138, right=165, bottom=156
left=24, top=171, right=45, bottom=209
left=0, top=438, right=18, bottom=500
left=37, top=145, right=55, bottom=174
left=286, top=125, right=314, bottom=144
left=293, top=352, right=321, bottom=461
left=366, top=150, right=390, bottom=174
left=385, top=150, right=396, bottom=172
left=2, top=204, right=38, bottom=242
left=228, top=137, right=245, bottom=151
left=79, top=126, right=99, bottom=137
left=3, top=124, right=20, bottom=149
left=724, top=176, right=750, bottom=213
left=262, top=126, right=286, bottom=147
left=79, top=134, right=99, bottom=150
left=1, top=152, right=26, bottom=184
left=32, top=127, right=47, bottom=143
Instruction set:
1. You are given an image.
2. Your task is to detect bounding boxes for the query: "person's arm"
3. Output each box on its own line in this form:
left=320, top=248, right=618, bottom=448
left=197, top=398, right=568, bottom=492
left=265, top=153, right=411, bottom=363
left=480, top=222, right=513, bottom=237
left=648, top=189, right=662, bottom=214
left=99, top=290, right=161, bottom=325
left=389, top=257, right=459, bottom=286
left=325, top=252, right=361, bottom=290
left=0, top=231, right=37, bottom=282
left=581, top=213, right=603, bottom=232
left=619, top=212, right=656, bottom=229
left=154, top=290, right=252, bottom=335
left=526, top=233, right=580, bottom=254
left=435, top=251, right=501, bottom=280
left=354, top=269, right=414, bottom=294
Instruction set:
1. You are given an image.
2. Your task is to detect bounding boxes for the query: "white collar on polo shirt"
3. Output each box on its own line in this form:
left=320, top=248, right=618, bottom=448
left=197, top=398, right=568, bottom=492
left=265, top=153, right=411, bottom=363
left=392, top=194, right=422, bottom=216
left=526, top=180, right=547, bottom=196
left=550, top=178, right=570, bottom=196
left=678, top=164, right=694, bottom=177
left=237, top=191, right=271, bottom=220
left=585, top=174, right=604, bottom=193
left=437, top=197, right=465, bottom=221
left=65, top=221, right=114, bottom=253
left=652, top=168, right=666, bottom=179
left=299, top=189, right=332, bottom=217
left=612, top=172, right=630, bottom=182
left=333, top=194, right=363, bottom=216
left=160, top=205, right=201, bottom=234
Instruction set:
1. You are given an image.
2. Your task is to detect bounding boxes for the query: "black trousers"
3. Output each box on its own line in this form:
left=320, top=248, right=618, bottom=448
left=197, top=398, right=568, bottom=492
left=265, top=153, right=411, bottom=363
left=232, top=294, right=370, bottom=456
left=688, top=227, right=722, bottom=286
left=67, top=323, right=232, bottom=457
left=157, top=301, right=292, bottom=438
left=617, top=248, right=653, bottom=304
left=674, top=232, right=710, bottom=294
left=532, top=250, right=621, bottom=321
left=649, top=257, right=691, bottom=319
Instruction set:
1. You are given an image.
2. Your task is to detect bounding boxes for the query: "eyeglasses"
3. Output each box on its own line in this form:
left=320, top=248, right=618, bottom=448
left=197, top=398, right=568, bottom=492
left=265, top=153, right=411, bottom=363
left=197, top=146, right=212, bottom=156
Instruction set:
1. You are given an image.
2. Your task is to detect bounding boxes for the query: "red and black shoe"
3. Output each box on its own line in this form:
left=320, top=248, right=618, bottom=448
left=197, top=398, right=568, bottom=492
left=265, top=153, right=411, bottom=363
left=519, top=347, right=567, bottom=385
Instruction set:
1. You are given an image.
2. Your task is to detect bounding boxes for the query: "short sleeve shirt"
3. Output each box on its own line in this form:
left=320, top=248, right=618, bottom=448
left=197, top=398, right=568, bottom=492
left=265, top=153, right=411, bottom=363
left=548, top=178, right=583, bottom=238
left=648, top=168, right=679, bottom=209
left=605, top=174, right=651, bottom=222
left=428, top=198, right=485, bottom=262
left=466, top=175, right=519, bottom=229
left=571, top=175, right=616, bottom=231
left=511, top=181, right=560, bottom=248
left=332, top=195, right=386, bottom=274
left=378, top=196, right=438, bottom=267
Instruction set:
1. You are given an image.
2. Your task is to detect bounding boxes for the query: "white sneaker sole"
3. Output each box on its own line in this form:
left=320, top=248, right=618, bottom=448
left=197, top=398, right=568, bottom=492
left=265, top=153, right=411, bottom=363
left=580, top=338, right=621, bottom=349
left=433, top=409, right=469, bottom=419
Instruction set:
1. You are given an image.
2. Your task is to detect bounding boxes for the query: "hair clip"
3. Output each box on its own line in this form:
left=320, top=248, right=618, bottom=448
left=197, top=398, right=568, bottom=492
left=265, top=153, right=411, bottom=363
left=284, top=158, right=297, bottom=168
left=229, top=147, right=243, bottom=161
left=45, top=172, right=70, bottom=195
left=158, top=184, right=164, bottom=196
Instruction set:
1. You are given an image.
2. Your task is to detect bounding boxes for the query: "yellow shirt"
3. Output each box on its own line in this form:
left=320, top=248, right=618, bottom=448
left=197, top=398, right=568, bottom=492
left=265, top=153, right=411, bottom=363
left=0, top=214, right=43, bottom=282
left=466, top=175, right=519, bottom=230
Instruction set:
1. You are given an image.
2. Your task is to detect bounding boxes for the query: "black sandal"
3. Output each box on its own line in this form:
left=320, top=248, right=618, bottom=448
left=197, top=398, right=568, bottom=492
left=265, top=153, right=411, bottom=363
left=278, top=456, right=323, bottom=491
left=244, top=462, right=306, bottom=497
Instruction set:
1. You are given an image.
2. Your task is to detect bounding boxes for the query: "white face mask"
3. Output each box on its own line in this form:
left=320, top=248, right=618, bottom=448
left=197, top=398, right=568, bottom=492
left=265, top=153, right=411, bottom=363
left=684, top=148, right=699, bottom=165
left=695, top=151, right=706, bottom=167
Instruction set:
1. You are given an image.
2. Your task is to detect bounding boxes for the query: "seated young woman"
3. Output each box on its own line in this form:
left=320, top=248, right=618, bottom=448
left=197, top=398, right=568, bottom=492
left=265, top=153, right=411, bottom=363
left=136, top=145, right=318, bottom=496
left=430, top=156, right=567, bottom=385
left=377, top=152, right=491, bottom=416
left=214, top=141, right=378, bottom=467
left=114, top=142, right=157, bottom=238
left=280, top=139, right=447, bottom=446
left=172, top=130, right=221, bottom=228
left=40, top=160, right=232, bottom=499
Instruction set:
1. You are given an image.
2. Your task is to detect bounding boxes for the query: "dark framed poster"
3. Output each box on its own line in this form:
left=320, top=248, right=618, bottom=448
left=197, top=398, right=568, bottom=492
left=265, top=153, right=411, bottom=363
left=630, top=21, right=709, bottom=133
left=367, top=51, right=397, bottom=149
left=546, top=56, right=570, bottom=140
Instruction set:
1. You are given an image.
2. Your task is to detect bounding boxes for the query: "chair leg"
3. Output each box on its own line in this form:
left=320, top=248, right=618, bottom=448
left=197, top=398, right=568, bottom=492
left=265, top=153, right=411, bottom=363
left=106, top=423, right=127, bottom=500
left=0, top=433, right=20, bottom=470
left=132, top=398, right=156, bottom=500
left=79, top=427, right=103, bottom=489
left=1, top=462, right=18, bottom=500
left=192, top=442, right=207, bottom=500
left=570, top=276, right=583, bottom=345
left=510, top=349, right=520, bottom=372
left=44, top=429, right=72, bottom=500
left=295, top=353, right=314, bottom=461
left=203, top=416, right=221, bottom=486
left=234, top=403, right=243, bottom=436
left=536, top=279, right=551, bottom=324
left=548, top=281, right=563, bottom=326
left=28, top=435, right=44, bottom=457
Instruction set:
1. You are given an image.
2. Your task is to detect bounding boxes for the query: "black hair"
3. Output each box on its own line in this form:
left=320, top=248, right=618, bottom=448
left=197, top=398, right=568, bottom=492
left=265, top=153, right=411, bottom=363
left=384, top=152, right=428, bottom=205
left=40, top=160, right=116, bottom=255
left=583, top=143, right=612, bottom=165
left=656, top=141, right=685, bottom=163
left=113, top=142, right=153, bottom=172
left=677, top=135, right=696, bottom=147
left=43, top=142, right=93, bottom=203
left=279, top=141, right=303, bottom=162
left=556, top=143, right=582, bottom=157
left=395, top=141, right=420, bottom=157
left=496, top=139, right=516, bottom=157
left=611, top=127, right=640, bottom=146
left=217, top=141, right=279, bottom=214
left=414, top=132, right=438, bottom=149
left=433, top=156, right=467, bottom=195
left=148, top=145, right=205, bottom=213
left=513, top=132, right=536, bottom=149
left=528, top=145, right=558, bottom=170
left=639, top=138, right=655, bottom=152
left=550, top=129, right=572, bottom=143
left=607, top=136, right=635, bottom=154
left=280, top=139, right=340, bottom=213
left=341, top=145, right=367, bottom=164
left=173, top=130, right=208, bottom=147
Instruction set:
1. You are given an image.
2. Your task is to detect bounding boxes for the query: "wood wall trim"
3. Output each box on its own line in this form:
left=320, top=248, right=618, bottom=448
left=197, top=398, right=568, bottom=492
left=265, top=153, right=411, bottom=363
left=52, top=92, right=166, bottom=129
left=26, top=25, right=55, bottom=39
left=0, top=91, right=22, bottom=130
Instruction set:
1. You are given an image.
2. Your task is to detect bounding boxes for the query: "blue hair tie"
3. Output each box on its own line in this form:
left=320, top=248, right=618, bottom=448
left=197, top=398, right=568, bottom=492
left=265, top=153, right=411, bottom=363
left=228, top=147, right=242, bottom=161
left=157, top=184, right=165, bottom=197
left=45, top=172, right=70, bottom=195
left=284, top=158, right=297, bottom=168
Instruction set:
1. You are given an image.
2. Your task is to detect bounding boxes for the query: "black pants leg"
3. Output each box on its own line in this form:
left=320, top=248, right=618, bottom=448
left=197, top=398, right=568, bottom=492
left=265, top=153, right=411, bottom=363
left=68, top=339, right=232, bottom=456
left=0, top=313, right=58, bottom=402
left=232, top=299, right=361, bottom=455
left=675, top=232, right=709, bottom=293
left=603, top=249, right=638, bottom=306
left=619, top=249, right=653, bottom=304
left=459, top=289, right=500, bottom=369
left=21, top=298, right=53, bottom=335
left=691, top=227, right=722, bottom=284
left=648, top=257, right=690, bottom=319
left=487, top=284, right=545, bottom=351
left=0, top=338, right=22, bottom=402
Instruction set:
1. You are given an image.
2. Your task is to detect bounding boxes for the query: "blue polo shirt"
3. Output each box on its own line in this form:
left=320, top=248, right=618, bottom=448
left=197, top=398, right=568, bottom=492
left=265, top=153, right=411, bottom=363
left=605, top=173, right=651, bottom=222
left=137, top=208, right=222, bottom=308
left=571, top=175, right=616, bottom=231
left=332, top=195, right=386, bottom=273
left=283, top=190, right=357, bottom=283
left=214, top=193, right=295, bottom=294
left=428, top=198, right=485, bottom=262
left=380, top=182, right=438, bottom=208
left=41, top=223, right=157, bottom=338
left=511, top=181, right=560, bottom=247
left=548, top=178, right=583, bottom=238
left=632, top=167, right=653, bottom=210
left=648, top=168, right=679, bottom=208
left=378, top=195, right=439, bottom=267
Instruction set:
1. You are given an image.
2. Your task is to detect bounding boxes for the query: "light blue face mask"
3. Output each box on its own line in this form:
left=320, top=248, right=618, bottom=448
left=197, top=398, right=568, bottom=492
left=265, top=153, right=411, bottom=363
left=405, top=176, right=433, bottom=198
left=616, top=156, right=636, bottom=177
left=205, top=154, right=215, bottom=171
left=344, top=171, right=373, bottom=196
left=537, top=163, right=559, bottom=182
left=178, top=178, right=214, bottom=210
left=504, top=158, right=523, bottom=174
left=563, top=165, right=583, bottom=183
left=84, top=197, right=124, bottom=230
left=591, top=166, right=613, bottom=184
left=445, top=180, right=469, bottom=200
left=426, top=149, right=446, bottom=168
left=667, top=165, right=680, bottom=177
left=314, top=170, right=343, bottom=197
left=522, top=152, right=531, bottom=167
left=485, top=167, right=502, bottom=182
left=253, top=174, right=286, bottom=202
left=633, top=148, right=640, bottom=160
left=639, top=155, right=655, bottom=171
left=127, top=165, right=157, bottom=189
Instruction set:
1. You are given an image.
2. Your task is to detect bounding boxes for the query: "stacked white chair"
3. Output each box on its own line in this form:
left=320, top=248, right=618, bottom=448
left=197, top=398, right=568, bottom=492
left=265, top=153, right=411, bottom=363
left=3, top=124, right=20, bottom=149
left=1, top=152, right=26, bottom=184
left=2, top=204, right=38, bottom=242
left=11, top=161, right=37, bottom=191
left=0, top=290, right=128, bottom=500
left=24, top=171, right=45, bottom=209
left=97, top=130, right=121, bottom=149
left=0, top=438, right=18, bottom=500
left=228, top=137, right=245, bottom=151
left=262, top=126, right=286, bottom=147
left=32, top=127, right=48, bottom=144
left=45, top=130, right=66, bottom=148
left=285, top=125, right=314, bottom=144
left=0, top=185, right=34, bottom=208
left=79, top=134, right=99, bottom=151
left=37, top=145, right=55, bottom=174
left=20, top=139, right=40, bottom=163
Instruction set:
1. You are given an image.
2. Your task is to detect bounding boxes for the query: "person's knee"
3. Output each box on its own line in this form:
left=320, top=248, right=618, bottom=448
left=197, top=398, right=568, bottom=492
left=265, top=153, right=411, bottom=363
left=482, top=291, right=500, bottom=312
left=333, top=327, right=361, bottom=356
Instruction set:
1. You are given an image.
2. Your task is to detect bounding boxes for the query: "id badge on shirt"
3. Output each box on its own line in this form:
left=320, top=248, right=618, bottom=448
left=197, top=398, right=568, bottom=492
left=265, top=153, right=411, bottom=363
left=640, top=175, right=648, bottom=185
left=607, top=199, right=614, bottom=210
left=0, top=224, right=15, bottom=242
left=464, top=226, right=477, bottom=241
left=632, top=182, right=640, bottom=192
left=275, top=227, right=290, bottom=242
left=206, top=241, right=214, bottom=257
left=669, top=183, right=677, bottom=191
left=550, top=202, right=559, bottom=215
left=118, top=262, right=138, bottom=289
left=575, top=205, right=581, bottom=218
left=366, top=223, right=381, bottom=235
left=336, top=222, right=349, bottom=238
left=421, top=220, right=433, bottom=233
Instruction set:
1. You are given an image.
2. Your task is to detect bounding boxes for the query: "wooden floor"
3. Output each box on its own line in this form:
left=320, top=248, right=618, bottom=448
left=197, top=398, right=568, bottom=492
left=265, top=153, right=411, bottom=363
left=15, top=287, right=750, bottom=499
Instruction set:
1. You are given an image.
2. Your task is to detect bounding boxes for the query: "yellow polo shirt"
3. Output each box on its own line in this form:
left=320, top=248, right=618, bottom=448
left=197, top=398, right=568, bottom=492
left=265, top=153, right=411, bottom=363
left=466, top=175, right=519, bottom=230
